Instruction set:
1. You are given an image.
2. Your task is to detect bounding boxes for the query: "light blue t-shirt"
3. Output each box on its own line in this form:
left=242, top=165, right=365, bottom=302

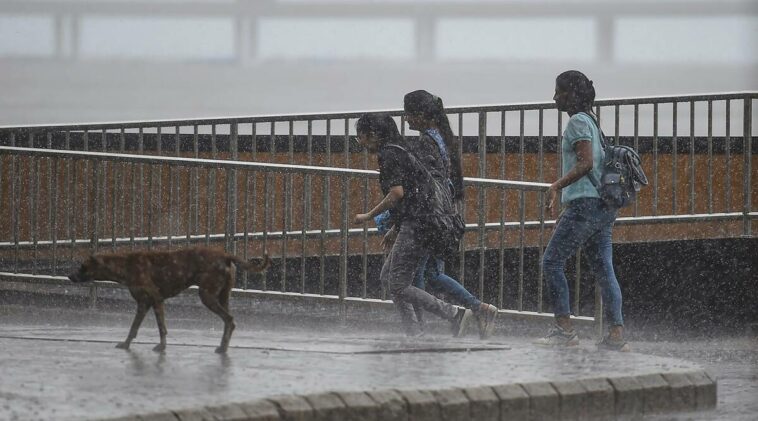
left=560, top=112, right=604, bottom=204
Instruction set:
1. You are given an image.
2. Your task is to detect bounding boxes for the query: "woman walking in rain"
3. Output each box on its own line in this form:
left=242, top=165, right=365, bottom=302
left=402, top=90, right=498, bottom=339
left=352, top=113, right=474, bottom=337
left=535, top=70, right=629, bottom=351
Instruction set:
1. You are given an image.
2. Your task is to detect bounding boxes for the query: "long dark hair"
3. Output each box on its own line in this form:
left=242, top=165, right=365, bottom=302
left=403, top=90, right=463, bottom=201
left=556, top=70, right=596, bottom=114
left=355, top=113, right=403, bottom=147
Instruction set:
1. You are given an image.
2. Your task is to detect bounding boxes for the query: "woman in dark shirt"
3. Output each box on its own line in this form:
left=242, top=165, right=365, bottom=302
left=353, top=113, right=473, bottom=337
left=403, top=90, right=499, bottom=339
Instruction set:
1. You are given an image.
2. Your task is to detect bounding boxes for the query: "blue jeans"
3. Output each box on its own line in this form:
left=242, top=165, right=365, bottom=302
left=414, top=254, right=482, bottom=310
left=542, top=198, right=624, bottom=326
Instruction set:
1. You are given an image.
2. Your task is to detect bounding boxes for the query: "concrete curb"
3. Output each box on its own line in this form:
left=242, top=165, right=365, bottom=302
left=98, top=369, right=716, bottom=421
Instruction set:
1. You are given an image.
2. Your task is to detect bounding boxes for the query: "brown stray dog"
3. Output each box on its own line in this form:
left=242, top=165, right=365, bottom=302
left=68, top=247, right=269, bottom=353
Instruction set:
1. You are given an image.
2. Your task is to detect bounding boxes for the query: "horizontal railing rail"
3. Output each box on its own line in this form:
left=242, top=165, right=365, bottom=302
left=1, top=146, right=574, bottom=319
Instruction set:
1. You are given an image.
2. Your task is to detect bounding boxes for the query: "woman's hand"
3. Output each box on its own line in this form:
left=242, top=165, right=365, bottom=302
left=381, top=226, right=398, bottom=253
left=546, top=183, right=560, bottom=219
left=353, top=213, right=371, bottom=225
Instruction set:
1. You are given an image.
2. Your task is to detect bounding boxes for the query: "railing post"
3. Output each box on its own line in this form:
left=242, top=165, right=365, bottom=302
left=743, top=96, right=753, bottom=237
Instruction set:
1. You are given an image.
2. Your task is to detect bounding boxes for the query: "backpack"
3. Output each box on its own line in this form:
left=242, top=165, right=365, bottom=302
left=584, top=114, right=649, bottom=208
left=385, top=144, right=465, bottom=260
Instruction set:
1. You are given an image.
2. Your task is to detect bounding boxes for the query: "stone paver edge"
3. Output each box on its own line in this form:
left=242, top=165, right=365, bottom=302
left=100, top=369, right=717, bottom=421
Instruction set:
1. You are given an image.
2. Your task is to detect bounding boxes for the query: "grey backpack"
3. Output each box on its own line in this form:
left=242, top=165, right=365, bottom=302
left=585, top=113, right=649, bottom=208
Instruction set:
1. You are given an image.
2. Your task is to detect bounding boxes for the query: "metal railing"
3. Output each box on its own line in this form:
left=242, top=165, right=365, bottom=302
left=0, top=147, right=569, bottom=318
left=0, top=91, right=755, bottom=239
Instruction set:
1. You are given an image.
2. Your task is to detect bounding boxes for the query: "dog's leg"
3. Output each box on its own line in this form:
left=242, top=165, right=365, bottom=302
left=117, top=301, right=150, bottom=350
left=152, top=301, right=168, bottom=353
left=199, top=288, right=235, bottom=354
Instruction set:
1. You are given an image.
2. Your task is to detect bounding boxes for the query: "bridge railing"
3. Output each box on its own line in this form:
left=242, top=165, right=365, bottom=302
left=1, top=147, right=583, bottom=319
left=1, top=91, right=755, bottom=240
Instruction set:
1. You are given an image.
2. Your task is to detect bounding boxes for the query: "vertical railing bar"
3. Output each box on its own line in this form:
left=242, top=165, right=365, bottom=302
left=478, top=112, right=486, bottom=299
left=111, top=149, right=117, bottom=252
left=31, top=156, right=39, bottom=274
left=301, top=171, right=308, bottom=294
left=91, top=159, right=99, bottom=255
left=653, top=103, right=659, bottom=216
left=614, top=104, right=620, bottom=146
left=725, top=100, right=732, bottom=212
left=243, top=170, right=250, bottom=289
left=11, top=132, right=19, bottom=272
left=537, top=109, right=545, bottom=313
left=325, top=119, right=331, bottom=228
left=361, top=129, right=369, bottom=299
left=518, top=186, right=525, bottom=312
left=191, top=125, right=199, bottom=246
left=262, top=171, right=269, bottom=290
left=633, top=104, right=640, bottom=216
left=707, top=100, right=713, bottom=214
left=51, top=156, right=59, bottom=273
left=82, top=130, right=89, bottom=239
left=138, top=128, right=144, bottom=235
left=573, top=251, right=581, bottom=316
left=557, top=112, right=563, bottom=180
left=743, top=97, right=752, bottom=236
left=672, top=102, right=678, bottom=214
left=205, top=165, right=212, bottom=247
left=252, top=127, right=260, bottom=288
left=302, top=120, right=312, bottom=293
left=174, top=125, right=182, bottom=249
left=320, top=173, right=327, bottom=295
left=281, top=121, right=294, bottom=291
left=168, top=158, right=174, bottom=251
left=224, top=168, right=232, bottom=256
left=538, top=190, right=546, bottom=313
left=339, top=174, right=349, bottom=314
left=46, top=132, right=55, bottom=271
left=210, top=124, right=217, bottom=231
left=498, top=111, right=506, bottom=309
left=230, top=122, right=239, bottom=256
left=100, top=129, right=107, bottom=250
left=518, top=110, right=525, bottom=310
left=119, top=126, right=126, bottom=242
left=156, top=126, right=163, bottom=241
left=130, top=160, right=136, bottom=251
left=66, top=132, right=75, bottom=261
left=147, top=164, right=153, bottom=250
left=689, top=100, right=696, bottom=214
left=458, top=113, right=465, bottom=287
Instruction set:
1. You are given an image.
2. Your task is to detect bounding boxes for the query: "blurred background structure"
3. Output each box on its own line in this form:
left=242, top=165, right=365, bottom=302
left=0, top=0, right=756, bottom=125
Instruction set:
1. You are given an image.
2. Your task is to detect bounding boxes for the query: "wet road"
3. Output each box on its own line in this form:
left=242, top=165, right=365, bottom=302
left=0, top=306, right=708, bottom=421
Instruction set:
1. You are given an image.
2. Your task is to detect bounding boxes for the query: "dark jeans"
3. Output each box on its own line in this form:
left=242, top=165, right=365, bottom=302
left=542, top=198, right=624, bottom=326
left=380, top=221, right=458, bottom=332
left=414, top=255, right=482, bottom=310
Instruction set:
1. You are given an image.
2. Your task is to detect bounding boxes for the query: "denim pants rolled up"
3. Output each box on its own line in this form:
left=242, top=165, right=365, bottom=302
left=542, top=197, right=624, bottom=326
left=380, top=220, right=458, bottom=331
left=414, top=255, right=481, bottom=310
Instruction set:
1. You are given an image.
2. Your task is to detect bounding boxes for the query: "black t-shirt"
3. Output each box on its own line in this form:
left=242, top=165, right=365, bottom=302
left=377, top=136, right=446, bottom=223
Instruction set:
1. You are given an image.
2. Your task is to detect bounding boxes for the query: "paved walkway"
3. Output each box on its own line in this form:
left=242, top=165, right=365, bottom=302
left=0, top=306, right=711, bottom=421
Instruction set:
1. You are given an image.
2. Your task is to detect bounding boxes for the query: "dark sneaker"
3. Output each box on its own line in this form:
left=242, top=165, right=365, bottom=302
left=596, top=335, right=631, bottom=352
left=474, top=304, right=499, bottom=339
left=533, top=325, right=580, bottom=347
left=450, top=308, right=474, bottom=338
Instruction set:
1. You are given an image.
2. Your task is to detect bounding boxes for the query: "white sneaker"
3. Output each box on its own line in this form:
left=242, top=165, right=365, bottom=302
left=533, top=325, right=580, bottom=347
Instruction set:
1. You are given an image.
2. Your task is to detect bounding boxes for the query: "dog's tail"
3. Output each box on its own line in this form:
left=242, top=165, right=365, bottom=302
left=231, top=254, right=270, bottom=273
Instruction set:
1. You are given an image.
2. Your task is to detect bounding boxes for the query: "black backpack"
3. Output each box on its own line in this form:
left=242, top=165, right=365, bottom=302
left=584, top=114, right=649, bottom=208
left=386, top=144, right=465, bottom=260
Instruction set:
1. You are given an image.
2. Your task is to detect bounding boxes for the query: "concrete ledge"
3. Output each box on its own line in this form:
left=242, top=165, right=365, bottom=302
left=98, top=369, right=715, bottom=421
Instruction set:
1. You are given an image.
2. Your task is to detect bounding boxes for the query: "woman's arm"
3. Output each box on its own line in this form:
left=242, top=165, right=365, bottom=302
left=547, top=140, right=593, bottom=217
left=353, top=185, right=404, bottom=224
